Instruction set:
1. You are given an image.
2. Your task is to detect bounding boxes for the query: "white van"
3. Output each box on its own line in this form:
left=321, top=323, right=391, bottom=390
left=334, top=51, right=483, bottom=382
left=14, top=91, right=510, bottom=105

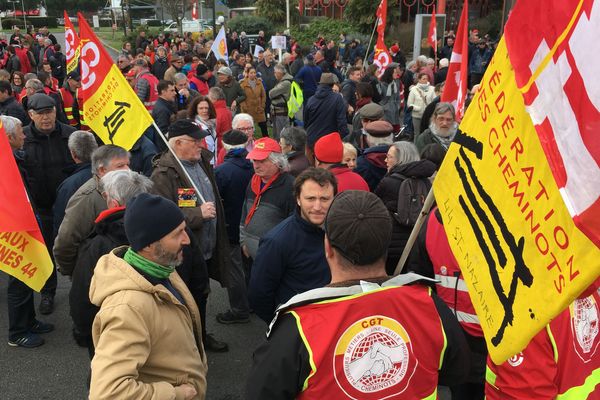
left=164, top=20, right=204, bottom=33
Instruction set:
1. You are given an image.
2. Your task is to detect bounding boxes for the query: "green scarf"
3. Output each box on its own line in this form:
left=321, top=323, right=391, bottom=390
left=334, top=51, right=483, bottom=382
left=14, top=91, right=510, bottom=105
left=123, top=248, right=175, bottom=280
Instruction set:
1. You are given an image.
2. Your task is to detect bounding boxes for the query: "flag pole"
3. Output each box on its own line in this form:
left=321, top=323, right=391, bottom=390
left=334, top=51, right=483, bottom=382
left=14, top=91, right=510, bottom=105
left=393, top=187, right=436, bottom=275
left=364, top=17, right=379, bottom=68
left=152, top=121, right=207, bottom=204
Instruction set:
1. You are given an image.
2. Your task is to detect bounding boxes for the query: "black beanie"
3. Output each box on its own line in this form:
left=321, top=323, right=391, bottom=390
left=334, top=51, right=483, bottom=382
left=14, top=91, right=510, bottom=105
left=124, top=193, right=185, bottom=251
left=196, top=64, right=209, bottom=76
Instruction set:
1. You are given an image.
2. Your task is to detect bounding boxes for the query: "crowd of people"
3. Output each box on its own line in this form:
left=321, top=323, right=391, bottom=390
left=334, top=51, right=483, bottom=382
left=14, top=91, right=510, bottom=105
left=3, top=22, right=598, bottom=400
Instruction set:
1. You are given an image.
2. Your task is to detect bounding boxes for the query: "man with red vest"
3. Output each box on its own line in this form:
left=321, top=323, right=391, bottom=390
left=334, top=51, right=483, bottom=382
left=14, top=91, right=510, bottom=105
left=408, top=207, right=487, bottom=400
left=188, top=64, right=210, bottom=96
left=314, top=132, right=369, bottom=192
left=486, top=278, right=600, bottom=399
left=132, top=58, right=159, bottom=111
left=246, top=191, right=469, bottom=399
left=59, top=72, right=85, bottom=130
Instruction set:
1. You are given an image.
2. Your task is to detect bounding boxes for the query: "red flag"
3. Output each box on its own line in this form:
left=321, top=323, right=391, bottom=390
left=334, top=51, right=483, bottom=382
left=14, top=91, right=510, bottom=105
left=63, top=11, right=80, bottom=75
left=373, top=0, right=392, bottom=77
left=77, top=13, right=153, bottom=150
left=0, top=121, right=53, bottom=291
left=428, top=8, right=438, bottom=53
left=191, top=1, right=198, bottom=20
left=440, top=0, right=468, bottom=120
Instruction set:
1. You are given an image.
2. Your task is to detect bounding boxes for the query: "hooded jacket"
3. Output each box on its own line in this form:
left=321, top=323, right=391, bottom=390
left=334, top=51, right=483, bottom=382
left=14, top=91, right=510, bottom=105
left=375, top=160, right=437, bottom=273
left=354, top=144, right=390, bottom=191
left=89, top=247, right=208, bottom=400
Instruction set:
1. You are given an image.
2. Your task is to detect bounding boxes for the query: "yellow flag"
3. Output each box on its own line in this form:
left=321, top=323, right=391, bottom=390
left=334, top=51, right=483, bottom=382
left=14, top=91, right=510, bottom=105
left=433, top=37, right=600, bottom=364
left=78, top=13, right=153, bottom=150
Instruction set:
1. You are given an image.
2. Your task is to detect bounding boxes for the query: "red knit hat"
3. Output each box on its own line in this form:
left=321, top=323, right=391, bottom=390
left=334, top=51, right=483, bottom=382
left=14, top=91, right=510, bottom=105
left=314, top=132, right=343, bottom=164
left=390, top=44, right=400, bottom=53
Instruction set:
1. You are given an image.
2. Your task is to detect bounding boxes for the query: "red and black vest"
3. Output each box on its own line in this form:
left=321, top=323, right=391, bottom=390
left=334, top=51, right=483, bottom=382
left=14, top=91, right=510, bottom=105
left=290, top=285, right=445, bottom=400
left=486, top=289, right=600, bottom=399
left=137, top=71, right=159, bottom=111
left=189, top=75, right=209, bottom=96
left=59, top=87, right=78, bottom=128
left=426, top=209, right=484, bottom=337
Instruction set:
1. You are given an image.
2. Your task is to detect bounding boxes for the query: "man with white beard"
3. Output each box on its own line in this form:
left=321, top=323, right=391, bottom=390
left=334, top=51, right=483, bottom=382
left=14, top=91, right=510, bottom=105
left=415, top=102, right=458, bottom=153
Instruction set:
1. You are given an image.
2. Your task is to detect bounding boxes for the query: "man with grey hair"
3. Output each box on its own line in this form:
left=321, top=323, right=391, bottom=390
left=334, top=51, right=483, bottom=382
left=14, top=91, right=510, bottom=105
left=269, top=64, right=293, bottom=139
left=240, top=137, right=295, bottom=261
left=416, top=102, right=457, bottom=153
left=22, top=93, right=77, bottom=314
left=174, top=72, right=199, bottom=111
left=54, top=145, right=130, bottom=278
left=70, top=169, right=153, bottom=359
left=53, top=130, right=99, bottom=236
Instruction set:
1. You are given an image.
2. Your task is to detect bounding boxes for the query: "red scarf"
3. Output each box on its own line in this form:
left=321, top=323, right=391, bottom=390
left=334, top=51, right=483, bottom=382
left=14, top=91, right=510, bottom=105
left=244, top=173, right=280, bottom=226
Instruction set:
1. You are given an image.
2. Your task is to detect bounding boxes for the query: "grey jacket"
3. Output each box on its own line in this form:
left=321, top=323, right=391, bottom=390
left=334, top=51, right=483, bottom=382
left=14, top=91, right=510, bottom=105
left=269, top=74, right=293, bottom=114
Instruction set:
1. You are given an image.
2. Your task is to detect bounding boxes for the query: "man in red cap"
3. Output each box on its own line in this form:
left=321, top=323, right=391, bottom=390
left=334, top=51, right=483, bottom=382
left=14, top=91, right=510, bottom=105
left=240, top=137, right=296, bottom=261
left=314, top=132, right=369, bottom=192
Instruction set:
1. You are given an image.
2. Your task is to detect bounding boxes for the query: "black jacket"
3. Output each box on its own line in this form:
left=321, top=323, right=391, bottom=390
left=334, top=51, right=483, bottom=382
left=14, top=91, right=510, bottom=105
left=52, top=162, right=92, bottom=236
left=341, top=79, right=357, bottom=109
left=0, top=95, right=29, bottom=125
left=129, top=135, right=158, bottom=177
left=151, top=57, right=169, bottom=80
left=303, top=85, right=349, bottom=148
left=214, top=149, right=254, bottom=244
left=22, top=121, right=76, bottom=211
left=355, top=144, right=389, bottom=191
left=151, top=97, right=176, bottom=151
left=374, top=160, right=437, bottom=273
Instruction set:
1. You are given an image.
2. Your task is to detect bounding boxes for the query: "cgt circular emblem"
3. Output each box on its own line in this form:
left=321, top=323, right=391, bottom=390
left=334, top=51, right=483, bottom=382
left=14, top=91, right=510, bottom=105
left=333, top=316, right=417, bottom=399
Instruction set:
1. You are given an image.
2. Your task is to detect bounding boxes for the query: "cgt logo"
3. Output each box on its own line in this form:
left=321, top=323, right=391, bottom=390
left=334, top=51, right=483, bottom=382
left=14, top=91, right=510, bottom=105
left=65, top=28, right=76, bottom=59
left=81, top=40, right=100, bottom=90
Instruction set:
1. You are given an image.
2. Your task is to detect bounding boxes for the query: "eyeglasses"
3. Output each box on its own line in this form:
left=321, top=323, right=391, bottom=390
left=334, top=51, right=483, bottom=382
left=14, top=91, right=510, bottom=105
left=238, top=126, right=254, bottom=132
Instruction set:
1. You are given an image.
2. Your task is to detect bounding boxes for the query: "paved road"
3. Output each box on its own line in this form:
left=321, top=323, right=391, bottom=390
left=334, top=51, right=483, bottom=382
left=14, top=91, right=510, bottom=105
left=0, top=31, right=266, bottom=400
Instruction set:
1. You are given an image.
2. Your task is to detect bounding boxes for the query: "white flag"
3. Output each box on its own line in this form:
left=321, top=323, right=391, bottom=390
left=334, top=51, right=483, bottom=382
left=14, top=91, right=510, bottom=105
left=253, top=44, right=264, bottom=58
left=209, top=26, right=229, bottom=65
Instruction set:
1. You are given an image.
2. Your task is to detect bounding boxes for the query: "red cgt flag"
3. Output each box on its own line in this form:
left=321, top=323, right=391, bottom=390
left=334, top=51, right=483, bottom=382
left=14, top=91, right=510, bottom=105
left=0, top=121, right=53, bottom=291
left=440, top=0, right=468, bottom=120
left=428, top=8, right=438, bottom=53
left=373, top=0, right=392, bottom=77
left=63, top=11, right=80, bottom=75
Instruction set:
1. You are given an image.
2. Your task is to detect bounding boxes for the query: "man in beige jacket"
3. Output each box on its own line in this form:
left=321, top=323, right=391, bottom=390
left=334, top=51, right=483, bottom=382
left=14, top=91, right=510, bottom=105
left=89, top=193, right=207, bottom=399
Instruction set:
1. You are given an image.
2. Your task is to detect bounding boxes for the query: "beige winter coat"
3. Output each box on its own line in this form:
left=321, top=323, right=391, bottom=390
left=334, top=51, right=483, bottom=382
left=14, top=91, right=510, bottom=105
left=89, top=247, right=208, bottom=400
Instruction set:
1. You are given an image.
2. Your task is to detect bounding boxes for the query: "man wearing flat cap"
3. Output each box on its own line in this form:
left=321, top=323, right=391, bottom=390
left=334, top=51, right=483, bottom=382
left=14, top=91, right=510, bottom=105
left=246, top=191, right=470, bottom=399
left=58, top=71, right=85, bottom=129
left=89, top=193, right=207, bottom=400
left=22, top=93, right=77, bottom=314
left=151, top=119, right=231, bottom=352
left=346, top=102, right=386, bottom=150
left=355, top=119, right=395, bottom=191
left=303, top=72, right=349, bottom=159
left=216, top=66, right=246, bottom=112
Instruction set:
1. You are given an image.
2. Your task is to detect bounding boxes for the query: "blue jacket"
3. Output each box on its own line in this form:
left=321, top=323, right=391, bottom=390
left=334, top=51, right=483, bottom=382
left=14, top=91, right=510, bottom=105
left=53, top=162, right=92, bottom=236
left=295, top=64, right=322, bottom=99
left=215, top=149, right=253, bottom=244
left=130, top=135, right=158, bottom=177
left=355, top=145, right=390, bottom=191
left=249, top=212, right=331, bottom=323
left=303, top=85, right=349, bottom=148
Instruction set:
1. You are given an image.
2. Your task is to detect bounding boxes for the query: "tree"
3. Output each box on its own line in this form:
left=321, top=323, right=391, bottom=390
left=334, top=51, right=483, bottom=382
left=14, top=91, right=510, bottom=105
left=255, top=0, right=299, bottom=25
left=160, top=0, right=184, bottom=28
left=345, top=0, right=400, bottom=34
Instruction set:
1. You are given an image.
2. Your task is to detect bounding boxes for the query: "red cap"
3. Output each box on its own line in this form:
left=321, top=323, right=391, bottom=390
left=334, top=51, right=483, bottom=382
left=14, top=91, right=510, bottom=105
left=246, top=137, right=282, bottom=160
left=390, top=44, right=400, bottom=53
left=314, top=132, right=343, bottom=164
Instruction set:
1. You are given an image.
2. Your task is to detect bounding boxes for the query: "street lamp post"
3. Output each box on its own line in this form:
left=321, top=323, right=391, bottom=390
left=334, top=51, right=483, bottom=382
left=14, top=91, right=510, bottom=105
left=20, top=0, right=26, bottom=28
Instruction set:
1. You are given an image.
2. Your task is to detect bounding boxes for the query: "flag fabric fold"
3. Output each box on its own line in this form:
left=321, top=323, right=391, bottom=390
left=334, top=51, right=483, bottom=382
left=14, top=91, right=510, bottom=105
left=0, top=122, right=53, bottom=292
left=210, top=26, right=229, bottom=65
left=77, top=13, right=153, bottom=151
left=434, top=0, right=600, bottom=364
left=64, top=11, right=80, bottom=75
left=428, top=8, right=438, bottom=54
left=373, top=0, right=392, bottom=77
left=440, top=0, right=468, bottom=120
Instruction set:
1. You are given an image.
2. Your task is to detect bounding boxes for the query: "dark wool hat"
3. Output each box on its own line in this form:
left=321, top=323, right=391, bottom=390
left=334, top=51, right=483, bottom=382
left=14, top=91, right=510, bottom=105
left=325, top=190, right=392, bottom=265
left=196, top=63, right=209, bottom=76
left=27, top=93, right=55, bottom=111
left=222, top=129, right=248, bottom=146
left=168, top=119, right=208, bottom=140
left=124, top=193, right=185, bottom=251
